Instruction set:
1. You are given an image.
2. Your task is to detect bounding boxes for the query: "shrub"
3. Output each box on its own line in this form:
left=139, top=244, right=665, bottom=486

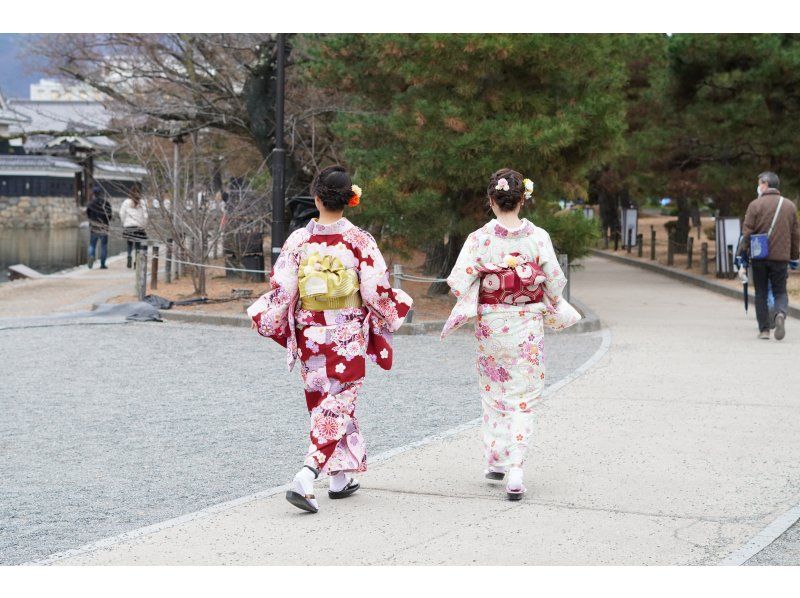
left=531, top=206, right=601, bottom=263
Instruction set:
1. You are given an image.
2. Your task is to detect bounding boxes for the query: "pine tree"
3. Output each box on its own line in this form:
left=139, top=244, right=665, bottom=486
left=308, top=34, right=627, bottom=284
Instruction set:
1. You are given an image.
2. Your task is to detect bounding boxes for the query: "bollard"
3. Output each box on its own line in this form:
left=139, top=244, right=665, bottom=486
left=650, top=227, right=656, bottom=260
left=613, top=231, right=620, bottom=251
left=135, top=245, right=148, bottom=300
left=151, top=245, right=159, bottom=290
left=637, top=233, right=643, bottom=258
left=667, top=233, right=674, bottom=266
left=701, top=242, right=709, bottom=275
left=627, top=229, right=633, bottom=254
left=165, top=239, right=172, bottom=284
left=727, top=245, right=736, bottom=279
left=603, top=230, right=609, bottom=249
left=686, top=236, right=694, bottom=269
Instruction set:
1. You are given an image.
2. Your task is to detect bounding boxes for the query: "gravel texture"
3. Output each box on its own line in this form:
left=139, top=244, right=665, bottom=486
left=745, top=517, right=800, bottom=565
left=0, top=320, right=602, bottom=564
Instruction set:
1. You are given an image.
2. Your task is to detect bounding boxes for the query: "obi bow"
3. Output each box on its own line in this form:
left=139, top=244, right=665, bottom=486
left=477, top=253, right=547, bottom=305
left=299, top=253, right=362, bottom=310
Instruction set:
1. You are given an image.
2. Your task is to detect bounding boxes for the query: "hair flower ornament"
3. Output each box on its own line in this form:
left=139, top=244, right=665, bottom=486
left=349, top=184, right=362, bottom=207
left=495, top=178, right=510, bottom=192
left=523, top=178, right=535, bottom=199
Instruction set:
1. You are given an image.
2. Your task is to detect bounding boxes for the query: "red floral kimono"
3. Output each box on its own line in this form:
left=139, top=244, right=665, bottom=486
left=248, top=217, right=412, bottom=475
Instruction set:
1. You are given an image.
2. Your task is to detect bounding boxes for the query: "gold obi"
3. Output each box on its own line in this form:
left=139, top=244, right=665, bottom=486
left=298, top=253, right=363, bottom=311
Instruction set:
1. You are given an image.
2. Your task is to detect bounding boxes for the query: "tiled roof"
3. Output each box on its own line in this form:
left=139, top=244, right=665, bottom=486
left=6, top=99, right=112, bottom=134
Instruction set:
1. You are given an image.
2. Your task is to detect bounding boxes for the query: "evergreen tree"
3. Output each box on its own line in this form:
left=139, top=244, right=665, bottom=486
left=308, top=34, right=627, bottom=284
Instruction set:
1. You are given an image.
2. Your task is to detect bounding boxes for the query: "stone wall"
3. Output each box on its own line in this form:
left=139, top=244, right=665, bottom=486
left=0, top=196, right=81, bottom=229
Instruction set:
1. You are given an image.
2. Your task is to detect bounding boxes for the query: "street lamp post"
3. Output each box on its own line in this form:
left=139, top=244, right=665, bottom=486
left=270, top=33, right=287, bottom=267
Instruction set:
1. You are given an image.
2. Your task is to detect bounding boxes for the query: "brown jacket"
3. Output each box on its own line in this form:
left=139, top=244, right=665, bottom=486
left=742, top=189, right=800, bottom=262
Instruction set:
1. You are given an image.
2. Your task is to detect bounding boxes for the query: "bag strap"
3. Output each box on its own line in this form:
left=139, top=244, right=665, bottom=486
left=767, top=196, right=785, bottom=239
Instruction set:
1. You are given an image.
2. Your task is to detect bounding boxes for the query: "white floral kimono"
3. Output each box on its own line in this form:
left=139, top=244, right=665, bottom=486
left=248, top=217, right=413, bottom=475
left=441, top=218, right=580, bottom=469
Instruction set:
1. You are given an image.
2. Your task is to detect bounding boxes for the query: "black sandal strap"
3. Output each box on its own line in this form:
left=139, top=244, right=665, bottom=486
left=303, top=465, right=320, bottom=479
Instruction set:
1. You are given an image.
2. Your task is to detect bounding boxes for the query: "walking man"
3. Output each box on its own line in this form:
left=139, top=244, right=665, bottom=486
left=86, top=185, right=113, bottom=269
left=741, top=171, right=800, bottom=340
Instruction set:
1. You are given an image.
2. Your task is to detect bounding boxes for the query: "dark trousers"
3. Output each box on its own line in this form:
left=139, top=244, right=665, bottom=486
left=88, top=232, right=108, bottom=266
left=751, top=260, right=788, bottom=332
left=124, top=227, right=147, bottom=258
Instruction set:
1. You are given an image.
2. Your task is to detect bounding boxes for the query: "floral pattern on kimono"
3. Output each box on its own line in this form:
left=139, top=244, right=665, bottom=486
left=441, top=218, right=580, bottom=469
left=247, top=217, right=413, bottom=475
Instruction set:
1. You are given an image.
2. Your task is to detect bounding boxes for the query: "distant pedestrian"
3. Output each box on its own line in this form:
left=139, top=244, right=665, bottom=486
left=120, top=185, right=149, bottom=269
left=441, top=169, right=581, bottom=501
left=86, top=185, right=113, bottom=269
left=741, top=171, right=800, bottom=340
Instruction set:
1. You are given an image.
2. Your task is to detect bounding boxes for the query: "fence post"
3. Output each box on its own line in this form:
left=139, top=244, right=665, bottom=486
left=151, top=245, right=159, bottom=291
left=135, top=245, right=148, bottom=301
left=637, top=233, right=643, bottom=258
left=613, top=231, right=620, bottom=251
left=667, top=233, right=674, bottom=266
left=650, top=226, right=656, bottom=260
left=626, top=229, right=632, bottom=254
left=686, top=236, right=694, bottom=269
left=701, top=242, right=709, bottom=275
left=165, top=238, right=172, bottom=284
left=603, top=229, right=609, bottom=249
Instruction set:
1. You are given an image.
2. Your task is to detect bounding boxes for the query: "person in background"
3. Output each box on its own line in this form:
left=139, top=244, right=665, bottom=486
left=741, top=171, right=800, bottom=340
left=120, top=185, right=149, bottom=269
left=86, top=185, right=113, bottom=270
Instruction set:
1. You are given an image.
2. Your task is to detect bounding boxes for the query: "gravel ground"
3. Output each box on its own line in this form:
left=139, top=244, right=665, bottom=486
left=0, top=320, right=602, bottom=565
left=745, top=517, right=800, bottom=565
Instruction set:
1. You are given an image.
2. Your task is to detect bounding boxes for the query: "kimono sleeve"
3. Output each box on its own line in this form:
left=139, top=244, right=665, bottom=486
left=537, top=229, right=581, bottom=331
left=538, top=229, right=568, bottom=301
left=246, top=229, right=305, bottom=347
left=441, top=232, right=481, bottom=339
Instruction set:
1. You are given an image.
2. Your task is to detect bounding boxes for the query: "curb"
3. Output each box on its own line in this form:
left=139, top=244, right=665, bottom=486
left=590, top=249, right=800, bottom=320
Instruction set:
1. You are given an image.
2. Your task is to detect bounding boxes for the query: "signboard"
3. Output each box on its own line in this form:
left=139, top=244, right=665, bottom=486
left=620, top=208, right=638, bottom=248
left=715, top=217, right=741, bottom=277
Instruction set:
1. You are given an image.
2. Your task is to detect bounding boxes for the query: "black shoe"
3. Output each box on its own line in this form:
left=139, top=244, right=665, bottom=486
left=87, top=259, right=94, bottom=269
left=328, top=478, right=360, bottom=499
left=775, top=314, right=786, bottom=341
left=126, top=256, right=132, bottom=268
left=100, top=264, right=108, bottom=269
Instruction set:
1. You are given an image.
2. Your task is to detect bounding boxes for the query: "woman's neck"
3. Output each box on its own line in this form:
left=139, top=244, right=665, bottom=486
left=495, top=212, right=523, bottom=229
left=317, top=212, right=345, bottom=225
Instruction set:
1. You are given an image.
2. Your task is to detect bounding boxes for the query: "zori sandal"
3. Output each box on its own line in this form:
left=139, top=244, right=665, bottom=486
left=286, top=466, right=319, bottom=513
left=328, top=478, right=360, bottom=499
left=506, top=484, right=527, bottom=501
left=484, top=467, right=506, bottom=482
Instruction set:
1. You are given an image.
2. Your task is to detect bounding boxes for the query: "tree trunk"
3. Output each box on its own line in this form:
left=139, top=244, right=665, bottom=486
left=673, top=196, right=691, bottom=254
left=425, top=234, right=462, bottom=296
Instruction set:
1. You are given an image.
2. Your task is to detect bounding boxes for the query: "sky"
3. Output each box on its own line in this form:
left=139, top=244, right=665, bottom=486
left=0, top=33, right=46, bottom=99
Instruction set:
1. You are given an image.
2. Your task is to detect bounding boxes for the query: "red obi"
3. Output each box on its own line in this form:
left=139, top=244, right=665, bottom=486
left=478, top=256, right=547, bottom=306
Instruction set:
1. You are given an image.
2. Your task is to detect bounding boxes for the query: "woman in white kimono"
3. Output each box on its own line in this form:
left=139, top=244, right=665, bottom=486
left=248, top=166, right=413, bottom=513
left=441, top=168, right=580, bottom=500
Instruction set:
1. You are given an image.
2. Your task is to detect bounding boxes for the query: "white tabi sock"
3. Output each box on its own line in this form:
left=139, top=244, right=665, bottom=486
left=507, top=467, right=524, bottom=491
left=295, top=466, right=316, bottom=495
left=329, top=471, right=349, bottom=492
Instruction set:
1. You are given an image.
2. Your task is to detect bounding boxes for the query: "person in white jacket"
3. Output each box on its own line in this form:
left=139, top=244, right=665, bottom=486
left=120, top=185, right=149, bottom=268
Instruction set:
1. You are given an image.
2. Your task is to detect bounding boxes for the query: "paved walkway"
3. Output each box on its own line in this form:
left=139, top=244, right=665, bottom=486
left=0, top=254, right=131, bottom=318
left=33, top=256, right=799, bottom=565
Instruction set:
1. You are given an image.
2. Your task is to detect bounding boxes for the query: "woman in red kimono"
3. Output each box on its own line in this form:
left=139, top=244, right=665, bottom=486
left=248, top=166, right=413, bottom=513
